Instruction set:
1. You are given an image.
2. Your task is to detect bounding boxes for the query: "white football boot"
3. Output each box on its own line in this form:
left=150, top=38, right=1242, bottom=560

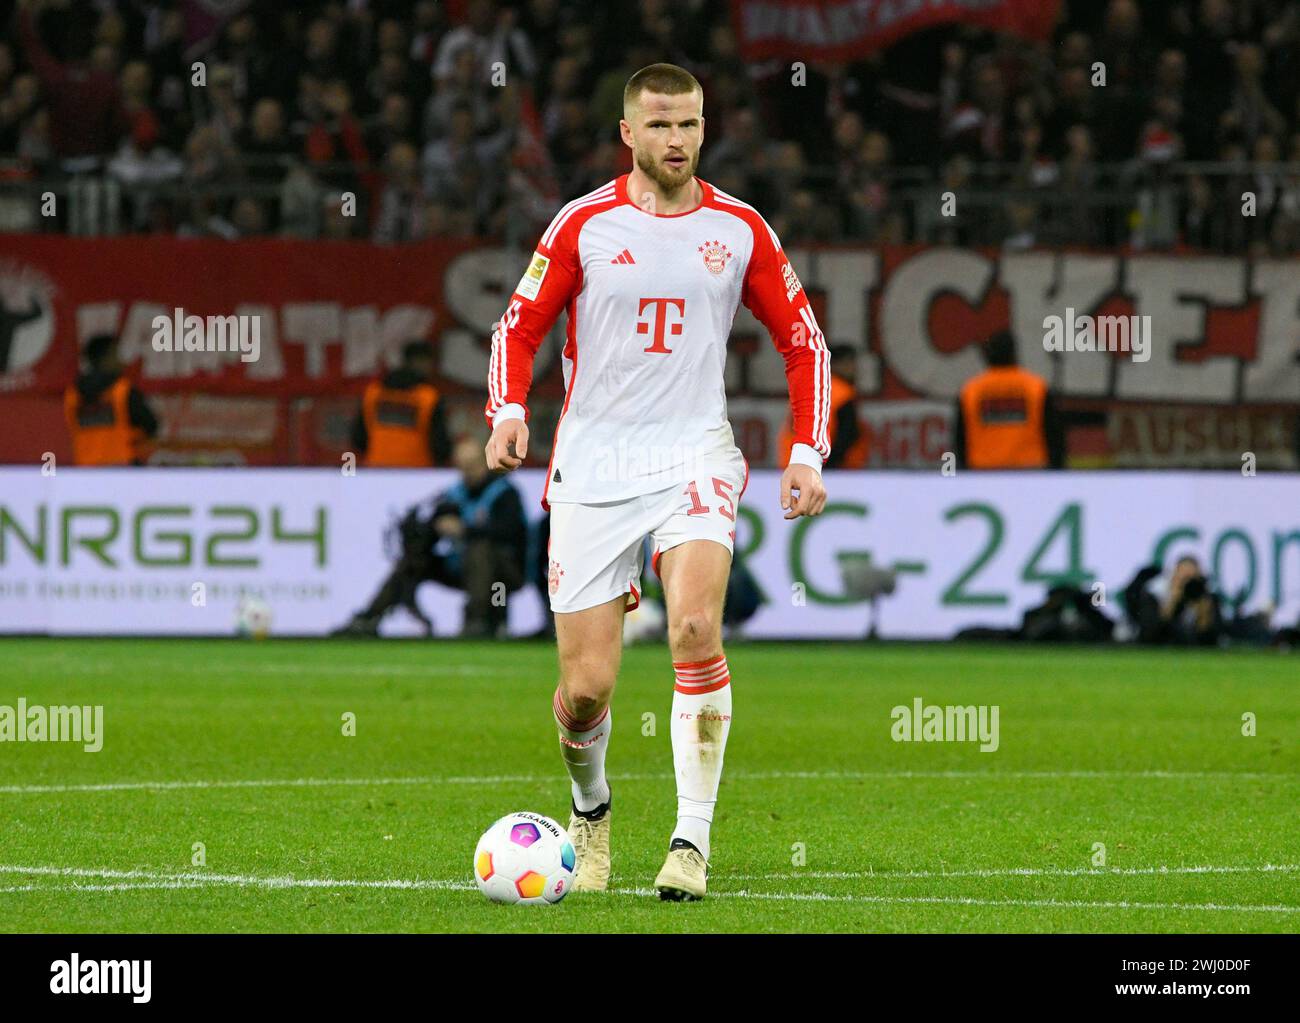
left=654, top=839, right=708, bottom=901
left=567, top=798, right=611, bottom=892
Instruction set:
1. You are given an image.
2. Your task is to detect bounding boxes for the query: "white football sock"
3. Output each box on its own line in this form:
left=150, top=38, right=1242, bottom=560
left=553, top=687, right=611, bottom=813
left=669, top=653, right=733, bottom=861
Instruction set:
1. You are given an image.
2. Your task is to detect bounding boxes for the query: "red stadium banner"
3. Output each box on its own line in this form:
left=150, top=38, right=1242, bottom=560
left=729, top=0, right=1061, bottom=61
left=1, top=236, right=1296, bottom=468
left=0, top=236, right=477, bottom=398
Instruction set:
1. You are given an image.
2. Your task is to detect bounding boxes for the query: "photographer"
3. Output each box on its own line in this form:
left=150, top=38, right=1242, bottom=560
left=334, top=436, right=527, bottom=637
left=1020, top=584, right=1115, bottom=643
left=1124, top=556, right=1222, bottom=646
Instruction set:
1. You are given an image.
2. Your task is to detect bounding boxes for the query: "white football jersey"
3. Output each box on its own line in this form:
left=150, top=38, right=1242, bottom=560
left=486, top=174, right=829, bottom=506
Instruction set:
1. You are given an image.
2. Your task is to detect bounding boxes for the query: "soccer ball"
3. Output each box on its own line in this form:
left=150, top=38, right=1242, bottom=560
left=473, top=811, right=576, bottom=905
left=234, top=597, right=272, bottom=639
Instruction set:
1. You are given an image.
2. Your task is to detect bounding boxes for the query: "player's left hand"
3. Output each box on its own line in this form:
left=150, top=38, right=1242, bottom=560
left=780, top=464, right=826, bottom=520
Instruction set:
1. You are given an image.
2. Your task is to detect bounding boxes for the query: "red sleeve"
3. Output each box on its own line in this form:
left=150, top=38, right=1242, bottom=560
left=741, top=220, right=831, bottom=463
left=484, top=221, right=580, bottom=425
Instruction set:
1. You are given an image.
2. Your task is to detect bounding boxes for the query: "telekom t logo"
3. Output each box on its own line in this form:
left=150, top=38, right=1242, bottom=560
left=636, top=297, right=684, bottom=354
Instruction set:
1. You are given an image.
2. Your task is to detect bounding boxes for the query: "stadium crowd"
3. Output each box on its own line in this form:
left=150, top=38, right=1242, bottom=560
left=1, top=0, right=1299, bottom=250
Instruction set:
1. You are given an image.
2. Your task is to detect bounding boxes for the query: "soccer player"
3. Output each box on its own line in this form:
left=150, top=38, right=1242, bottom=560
left=484, top=63, right=829, bottom=900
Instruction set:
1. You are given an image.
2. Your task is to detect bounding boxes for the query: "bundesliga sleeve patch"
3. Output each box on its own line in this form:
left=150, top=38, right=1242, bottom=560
left=516, top=251, right=550, bottom=301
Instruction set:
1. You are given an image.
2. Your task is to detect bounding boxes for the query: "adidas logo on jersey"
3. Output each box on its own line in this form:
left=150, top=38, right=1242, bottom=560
left=610, top=249, right=635, bottom=264
left=552, top=468, right=562, bottom=483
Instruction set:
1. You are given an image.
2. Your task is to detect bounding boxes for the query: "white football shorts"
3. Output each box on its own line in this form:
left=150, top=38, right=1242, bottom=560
left=546, top=453, right=748, bottom=614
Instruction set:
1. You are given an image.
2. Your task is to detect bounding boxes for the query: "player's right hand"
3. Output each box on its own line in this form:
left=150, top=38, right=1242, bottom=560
left=485, top=418, right=528, bottom=471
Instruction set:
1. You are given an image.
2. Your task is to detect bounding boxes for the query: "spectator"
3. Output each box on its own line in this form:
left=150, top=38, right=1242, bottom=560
left=1221, top=43, right=1286, bottom=152
left=946, top=59, right=1008, bottom=162
left=373, top=141, right=427, bottom=243
left=64, top=334, right=158, bottom=466
left=539, top=54, right=587, bottom=142
left=320, top=191, right=361, bottom=239
left=0, top=72, right=41, bottom=156
left=954, top=332, right=1064, bottom=469
left=278, top=160, right=325, bottom=239
left=421, top=101, right=508, bottom=208
left=304, top=79, right=373, bottom=199
left=107, top=112, right=183, bottom=230
left=425, top=46, right=496, bottom=141
left=240, top=98, right=290, bottom=228
left=409, top=1, right=449, bottom=69
left=14, top=1, right=125, bottom=165
left=213, top=12, right=281, bottom=111
left=1056, top=124, right=1099, bottom=244
left=1129, top=122, right=1183, bottom=250
left=1271, top=137, right=1300, bottom=254
left=433, top=0, right=535, bottom=88
left=143, top=7, right=189, bottom=149
left=1182, top=171, right=1221, bottom=249
left=241, top=98, right=289, bottom=171
left=350, top=340, right=451, bottom=467
left=229, top=196, right=267, bottom=237
left=845, top=130, right=900, bottom=241
left=203, top=65, right=245, bottom=152
left=368, top=50, right=428, bottom=125
left=918, top=154, right=976, bottom=245
left=0, top=42, right=13, bottom=97
left=1, top=0, right=1299, bottom=253
left=298, top=17, right=347, bottom=85
left=118, top=61, right=153, bottom=133
left=367, top=93, right=416, bottom=157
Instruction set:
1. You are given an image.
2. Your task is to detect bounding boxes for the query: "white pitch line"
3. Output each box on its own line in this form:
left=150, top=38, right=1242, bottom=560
left=734, top=769, right=1298, bottom=781
left=0, top=776, right=481, bottom=795
left=8, top=658, right=496, bottom=678
left=0, top=865, right=475, bottom=892
left=2, top=767, right=1294, bottom=796
left=1, top=881, right=211, bottom=893
left=1, top=866, right=1295, bottom=915
left=734, top=864, right=1300, bottom=881
left=671, top=890, right=1300, bottom=914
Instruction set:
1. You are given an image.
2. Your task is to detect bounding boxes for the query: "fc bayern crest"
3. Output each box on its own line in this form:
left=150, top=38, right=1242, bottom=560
left=698, top=240, right=733, bottom=275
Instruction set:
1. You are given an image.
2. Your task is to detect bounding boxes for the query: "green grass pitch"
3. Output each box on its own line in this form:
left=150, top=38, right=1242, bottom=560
left=0, top=638, right=1296, bottom=933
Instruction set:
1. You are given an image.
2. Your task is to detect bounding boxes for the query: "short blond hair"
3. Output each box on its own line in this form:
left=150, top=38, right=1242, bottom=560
left=623, top=63, right=702, bottom=116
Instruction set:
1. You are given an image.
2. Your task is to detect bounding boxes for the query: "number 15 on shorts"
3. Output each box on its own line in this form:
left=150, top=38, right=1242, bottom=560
left=684, top=476, right=736, bottom=521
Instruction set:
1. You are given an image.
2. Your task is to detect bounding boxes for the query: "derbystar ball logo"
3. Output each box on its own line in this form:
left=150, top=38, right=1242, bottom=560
left=782, top=261, right=803, bottom=301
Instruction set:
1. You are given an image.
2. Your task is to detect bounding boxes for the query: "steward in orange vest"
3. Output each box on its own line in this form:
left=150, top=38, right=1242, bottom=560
left=954, top=332, right=1063, bottom=469
left=352, top=341, right=451, bottom=467
left=777, top=345, right=869, bottom=468
left=64, top=334, right=158, bottom=465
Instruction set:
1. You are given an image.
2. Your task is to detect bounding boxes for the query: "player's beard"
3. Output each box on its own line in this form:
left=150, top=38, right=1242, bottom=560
left=634, top=144, right=699, bottom=196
